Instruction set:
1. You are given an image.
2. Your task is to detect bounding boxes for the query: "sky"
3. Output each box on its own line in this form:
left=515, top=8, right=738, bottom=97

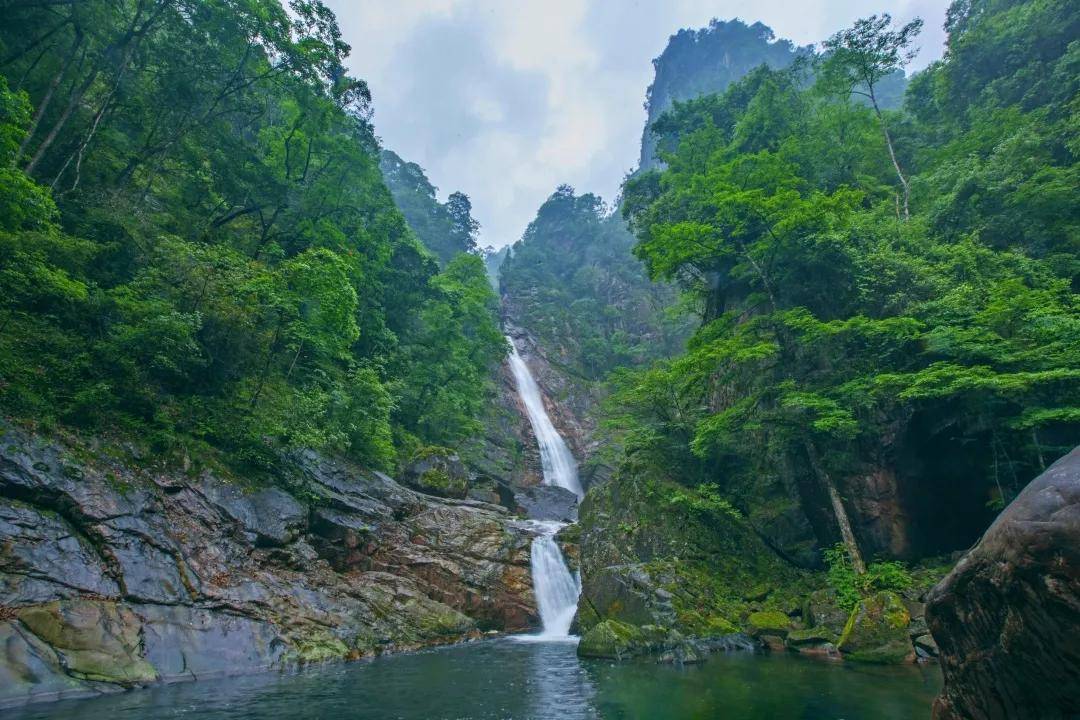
left=325, top=1, right=952, bottom=249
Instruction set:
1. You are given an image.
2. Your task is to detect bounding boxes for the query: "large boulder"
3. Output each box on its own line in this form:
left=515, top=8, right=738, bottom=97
left=802, top=588, right=850, bottom=637
left=926, top=446, right=1080, bottom=720
left=577, top=619, right=693, bottom=661
left=513, top=484, right=578, bottom=522
left=837, top=591, right=912, bottom=664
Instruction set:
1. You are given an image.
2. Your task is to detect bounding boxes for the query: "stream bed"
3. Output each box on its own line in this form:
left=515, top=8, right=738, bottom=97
left=1, top=638, right=941, bottom=720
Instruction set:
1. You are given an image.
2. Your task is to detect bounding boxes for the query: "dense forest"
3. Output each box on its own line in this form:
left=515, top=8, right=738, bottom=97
left=379, top=149, right=480, bottom=266
left=0, top=0, right=505, bottom=474
left=608, top=0, right=1078, bottom=564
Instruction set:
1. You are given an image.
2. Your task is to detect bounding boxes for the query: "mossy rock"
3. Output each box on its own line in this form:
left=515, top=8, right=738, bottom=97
left=416, top=469, right=467, bottom=497
left=400, top=450, right=468, bottom=499
left=415, top=604, right=474, bottom=637
left=576, top=471, right=814, bottom=645
left=743, top=584, right=772, bottom=602
left=577, top=619, right=642, bottom=659
left=576, top=620, right=669, bottom=660
left=747, top=610, right=791, bottom=637
left=676, top=609, right=738, bottom=637
left=838, top=591, right=913, bottom=664
left=17, top=601, right=157, bottom=685
left=291, top=632, right=350, bottom=664
left=802, top=588, right=850, bottom=636
left=786, top=626, right=836, bottom=646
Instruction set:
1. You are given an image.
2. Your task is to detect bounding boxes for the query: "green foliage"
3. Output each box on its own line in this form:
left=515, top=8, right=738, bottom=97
left=0, top=0, right=504, bottom=475
left=825, top=544, right=914, bottom=610
left=614, top=0, right=1080, bottom=541
left=664, top=482, right=742, bottom=520
left=379, top=150, right=480, bottom=266
left=393, top=254, right=507, bottom=452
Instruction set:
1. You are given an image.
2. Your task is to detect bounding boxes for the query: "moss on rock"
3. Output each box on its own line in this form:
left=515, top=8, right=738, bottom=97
left=17, top=601, right=157, bottom=685
left=290, top=632, right=350, bottom=664
left=577, top=620, right=671, bottom=660
left=400, top=450, right=469, bottom=499
left=577, top=619, right=642, bottom=659
left=747, top=610, right=791, bottom=637
left=838, top=591, right=913, bottom=664
left=575, top=469, right=815, bottom=652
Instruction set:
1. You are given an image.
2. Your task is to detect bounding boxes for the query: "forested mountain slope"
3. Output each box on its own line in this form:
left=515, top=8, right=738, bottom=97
left=0, top=0, right=538, bottom=705
left=0, top=0, right=505, bottom=474
left=615, top=0, right=1078, bottom=564
left=498, top=186, right=691, bottom=483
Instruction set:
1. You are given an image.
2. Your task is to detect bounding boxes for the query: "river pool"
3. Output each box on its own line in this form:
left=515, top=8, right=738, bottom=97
left=0, top=637, right=941, bottom=720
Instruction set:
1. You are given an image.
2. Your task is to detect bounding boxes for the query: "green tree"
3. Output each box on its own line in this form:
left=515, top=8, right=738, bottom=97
left=821, top=14, right=923, bottom=219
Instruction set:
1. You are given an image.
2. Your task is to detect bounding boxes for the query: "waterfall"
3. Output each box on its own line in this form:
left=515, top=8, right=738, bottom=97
left=530, top=522, right=580, bottom=638
left=506, top=336, right=583, bottom=640
left=506, top=337, right=583, bottom=499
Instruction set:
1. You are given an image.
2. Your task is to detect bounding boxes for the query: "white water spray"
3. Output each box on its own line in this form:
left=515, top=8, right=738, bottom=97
left=506, top=337, right=583, bottom=499
left=527, top=521, right=580, bottom=640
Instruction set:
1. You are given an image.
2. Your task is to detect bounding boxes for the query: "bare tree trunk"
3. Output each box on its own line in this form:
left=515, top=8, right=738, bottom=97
left=804, top=439, right=866, bottom=574
left=869, top=88, right=910, bottom=220
left=54, top=49, right=130, bottom=192
left=1032, top=428, right=1046, bottom=471
left=25, top=0, right=166, bottom=176
left=23, top=59, right=99, bottom=175
left=14, top=29, right=82, bottom=165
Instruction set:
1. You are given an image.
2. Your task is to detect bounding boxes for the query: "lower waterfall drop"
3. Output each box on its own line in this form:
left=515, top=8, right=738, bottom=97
left=528, top=521, right=580, bottom=639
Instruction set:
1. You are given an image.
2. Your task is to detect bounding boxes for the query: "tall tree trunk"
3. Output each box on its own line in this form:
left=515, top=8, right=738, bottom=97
left=53, top=49, right=130, bottom=192
left=869, top=88, right=910, bottom=220
left=14, top=29, right=82, bottom=166
left=23, top=59, right=98, bottom=175
left=25, top=0, right=165, bottom=176
left=804, top=439, right=866, bottom=574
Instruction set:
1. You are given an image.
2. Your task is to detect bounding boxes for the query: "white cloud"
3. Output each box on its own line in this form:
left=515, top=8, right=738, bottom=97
left=326, top=0, right=951, bottom=248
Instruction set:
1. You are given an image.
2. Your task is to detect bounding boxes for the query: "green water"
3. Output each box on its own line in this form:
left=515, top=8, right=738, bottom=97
left=0, top=639, right=941, bottom=719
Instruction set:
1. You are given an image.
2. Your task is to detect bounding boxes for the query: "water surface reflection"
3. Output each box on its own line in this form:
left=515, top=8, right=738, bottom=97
left=0, top=638, right=940, bottom=720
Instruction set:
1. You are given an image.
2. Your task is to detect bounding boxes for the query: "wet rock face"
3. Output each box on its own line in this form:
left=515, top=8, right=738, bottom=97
left=0, top=425, right=538, bottom=708
left=926, top=447, right=1080, bottom=720
left=574, top=469, right=810, bottom=660
left=512, top=484, right=578, bottom=522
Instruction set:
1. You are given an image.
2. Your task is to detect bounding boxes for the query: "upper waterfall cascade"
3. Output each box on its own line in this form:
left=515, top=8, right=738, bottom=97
left=506, top=337, right=584, bottom=499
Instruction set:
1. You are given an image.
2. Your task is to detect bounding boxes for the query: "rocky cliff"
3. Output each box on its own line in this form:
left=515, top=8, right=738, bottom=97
left=0, top=424, right=540, bottom=708
left=638, top=20, right=803, bottom=170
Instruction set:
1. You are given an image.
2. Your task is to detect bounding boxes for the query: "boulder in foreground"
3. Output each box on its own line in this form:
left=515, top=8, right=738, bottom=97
left=926, top=446, right=1080, bottom=720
